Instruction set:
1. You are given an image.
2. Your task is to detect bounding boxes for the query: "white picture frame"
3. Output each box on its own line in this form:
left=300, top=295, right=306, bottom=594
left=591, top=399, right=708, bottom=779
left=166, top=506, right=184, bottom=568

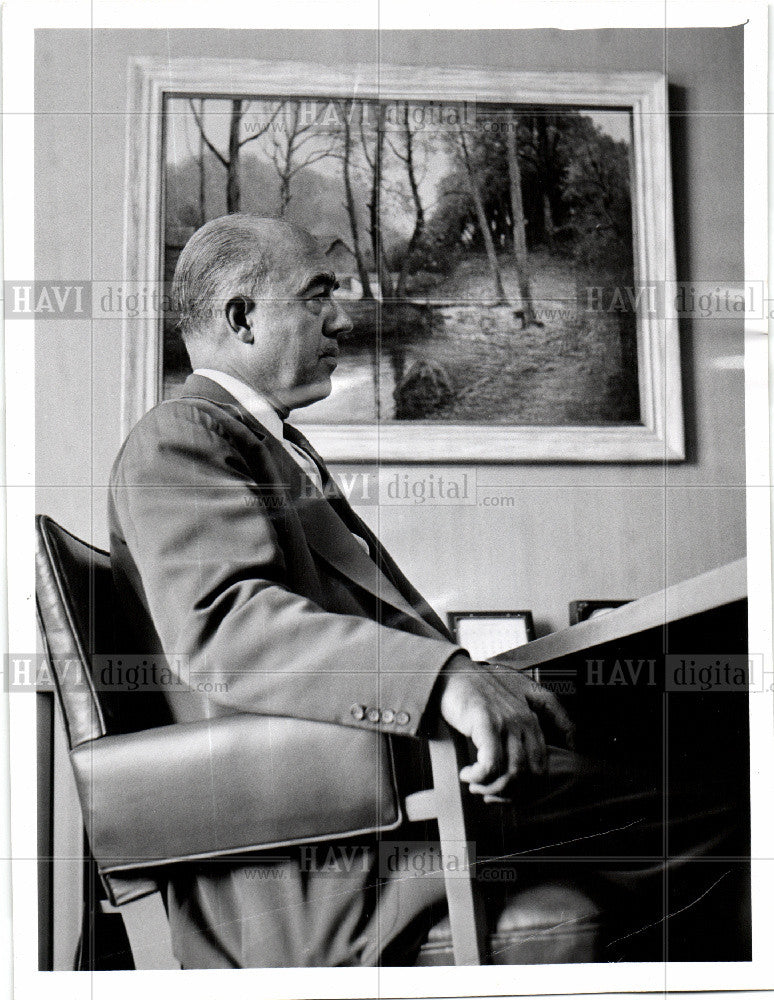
left=122, top=58, right=683, bottom=462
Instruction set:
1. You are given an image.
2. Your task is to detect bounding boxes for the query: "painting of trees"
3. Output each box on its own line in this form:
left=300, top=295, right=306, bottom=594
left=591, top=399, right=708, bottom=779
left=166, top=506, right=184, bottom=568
left=163, top=93, right=639, bottom=427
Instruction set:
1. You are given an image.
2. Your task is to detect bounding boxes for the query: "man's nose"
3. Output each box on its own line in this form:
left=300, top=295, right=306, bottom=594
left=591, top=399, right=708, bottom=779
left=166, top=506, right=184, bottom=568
left=324, top=299, right=354, bottom=338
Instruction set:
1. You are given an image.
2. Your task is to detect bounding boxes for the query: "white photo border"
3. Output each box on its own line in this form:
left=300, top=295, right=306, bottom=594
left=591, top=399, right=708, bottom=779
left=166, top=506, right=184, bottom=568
left=4, top=2, right=771, bottom=999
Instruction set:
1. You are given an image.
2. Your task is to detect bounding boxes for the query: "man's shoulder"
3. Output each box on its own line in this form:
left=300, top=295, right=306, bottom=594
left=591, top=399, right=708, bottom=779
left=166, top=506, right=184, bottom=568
left=110, top=395, right=267, bottom=482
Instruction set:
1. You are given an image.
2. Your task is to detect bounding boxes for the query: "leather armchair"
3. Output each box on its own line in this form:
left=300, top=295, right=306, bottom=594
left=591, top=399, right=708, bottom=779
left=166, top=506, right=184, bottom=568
left=35, top=514, right=604, bottom=969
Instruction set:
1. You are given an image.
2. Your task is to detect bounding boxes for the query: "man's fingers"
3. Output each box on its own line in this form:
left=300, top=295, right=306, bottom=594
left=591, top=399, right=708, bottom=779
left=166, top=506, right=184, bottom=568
left=506, top=728, right=526, bottom=779
left=469, top=731, right=524, bottom=796
left=526, top=686, right=576, bottom=748
left=468, top=770, right=515, bottom=796
left=459, top=718, right=502, bottom=785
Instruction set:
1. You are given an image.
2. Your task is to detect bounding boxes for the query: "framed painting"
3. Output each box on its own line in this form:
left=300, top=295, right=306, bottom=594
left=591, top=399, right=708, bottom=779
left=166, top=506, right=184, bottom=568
left=122, top=59, right=683, bottom=461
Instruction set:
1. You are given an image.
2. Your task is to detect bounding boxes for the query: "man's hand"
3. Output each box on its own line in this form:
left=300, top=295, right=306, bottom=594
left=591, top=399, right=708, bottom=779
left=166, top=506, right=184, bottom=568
left=436, top=652, right=575, bottom=802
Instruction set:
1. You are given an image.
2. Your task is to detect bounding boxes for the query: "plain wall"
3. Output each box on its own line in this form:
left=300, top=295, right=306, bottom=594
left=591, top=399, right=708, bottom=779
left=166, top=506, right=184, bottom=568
left=35, top=26, right=746, bottom=636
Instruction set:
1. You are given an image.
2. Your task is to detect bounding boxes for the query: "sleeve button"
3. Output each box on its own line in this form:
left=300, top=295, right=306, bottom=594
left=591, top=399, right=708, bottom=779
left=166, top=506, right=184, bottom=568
left=350, top=704, right=366, bottom=721
left=381, top=709, right=395, bottom=724
left=367, top=707, right=381, bottom=723
left=395, top=711, right=410, bottom=726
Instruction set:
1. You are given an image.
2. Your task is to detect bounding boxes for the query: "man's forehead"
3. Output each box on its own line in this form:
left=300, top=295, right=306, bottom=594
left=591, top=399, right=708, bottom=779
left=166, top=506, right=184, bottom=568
left=234, top=224, right=335, bottom=295
left=271, top=227, right=322, bottom=264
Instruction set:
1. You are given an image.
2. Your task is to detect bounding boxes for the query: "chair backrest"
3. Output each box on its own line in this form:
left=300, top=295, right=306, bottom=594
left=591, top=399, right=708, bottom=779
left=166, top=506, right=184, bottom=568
left=35, top=515, right=169, bottom=953
left=35, top=515, right=172, bottom=747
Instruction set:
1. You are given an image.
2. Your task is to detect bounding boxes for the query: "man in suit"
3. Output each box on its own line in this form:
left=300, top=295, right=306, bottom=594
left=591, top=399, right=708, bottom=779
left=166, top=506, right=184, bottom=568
left=109, top=215, right=745, bottom=967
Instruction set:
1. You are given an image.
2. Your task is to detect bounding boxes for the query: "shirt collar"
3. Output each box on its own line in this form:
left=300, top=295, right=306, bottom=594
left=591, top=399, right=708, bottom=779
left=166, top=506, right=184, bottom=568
left=193, top=369, right=285, bottom=439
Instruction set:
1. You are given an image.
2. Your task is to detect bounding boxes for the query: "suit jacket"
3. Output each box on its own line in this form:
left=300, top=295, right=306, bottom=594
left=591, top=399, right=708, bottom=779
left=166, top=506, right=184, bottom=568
left=107, top=373, right=471, bottom=966
left=108, top=373, right=462, bottom=745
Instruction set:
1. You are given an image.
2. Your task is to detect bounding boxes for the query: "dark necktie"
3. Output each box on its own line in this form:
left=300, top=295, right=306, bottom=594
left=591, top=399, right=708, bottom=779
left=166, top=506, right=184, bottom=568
left=281, top=422, right=325, bottom=493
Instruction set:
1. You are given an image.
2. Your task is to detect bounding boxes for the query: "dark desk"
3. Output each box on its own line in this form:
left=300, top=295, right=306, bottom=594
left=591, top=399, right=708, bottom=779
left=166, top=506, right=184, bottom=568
left=496, top=559, right=749, bottom=771
left=490, top=559, right=751, bottom=961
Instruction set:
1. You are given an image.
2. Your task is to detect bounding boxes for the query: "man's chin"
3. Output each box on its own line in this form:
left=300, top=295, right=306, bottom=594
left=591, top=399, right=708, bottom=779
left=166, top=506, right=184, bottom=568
left=284, top=378, right=333, bottom=411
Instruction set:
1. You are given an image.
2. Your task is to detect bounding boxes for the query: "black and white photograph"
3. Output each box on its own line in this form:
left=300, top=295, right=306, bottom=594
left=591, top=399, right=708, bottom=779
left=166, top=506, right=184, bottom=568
left=3, top=1, right=773, bottom=998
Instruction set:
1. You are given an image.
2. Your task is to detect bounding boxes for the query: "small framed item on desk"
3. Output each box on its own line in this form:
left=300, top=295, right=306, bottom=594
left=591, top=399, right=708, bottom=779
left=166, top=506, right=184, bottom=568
left=447, top=611, right=536, bottom=662
left=568, top=599, right=631, bottom=625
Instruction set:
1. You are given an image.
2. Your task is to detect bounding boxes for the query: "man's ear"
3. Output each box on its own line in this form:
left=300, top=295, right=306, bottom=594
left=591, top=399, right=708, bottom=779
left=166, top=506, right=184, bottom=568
left=225, top=296, right=255, bottom=343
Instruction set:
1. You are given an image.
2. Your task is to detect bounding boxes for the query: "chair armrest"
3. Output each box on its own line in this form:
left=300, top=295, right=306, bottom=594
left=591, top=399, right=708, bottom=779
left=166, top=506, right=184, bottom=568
left=71, top=712, right=401, bottom=874
left=426, top=723, right=486, bottom=965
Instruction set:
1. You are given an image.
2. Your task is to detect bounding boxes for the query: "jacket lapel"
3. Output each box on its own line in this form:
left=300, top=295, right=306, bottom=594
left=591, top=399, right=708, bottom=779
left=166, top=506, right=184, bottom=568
left=291, top=494, right=439, bottom=631
left=177, top=375, right=444, bottom=636
left=341, top=514, right=454, bottom=639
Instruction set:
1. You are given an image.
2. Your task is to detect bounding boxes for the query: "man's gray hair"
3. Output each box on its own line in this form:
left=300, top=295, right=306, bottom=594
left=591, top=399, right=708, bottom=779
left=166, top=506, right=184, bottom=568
left=171, top=214, right=317, bottom=342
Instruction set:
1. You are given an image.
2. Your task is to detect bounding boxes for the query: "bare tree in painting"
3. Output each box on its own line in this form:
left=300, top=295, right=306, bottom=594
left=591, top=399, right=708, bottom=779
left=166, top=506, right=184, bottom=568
left=196, top=98, right=206, bottom=226
left=505, top=111, right=537, bottom=326
left=359, top=103, right=395, bottom=301
left=389, top=102, right=427, bottom=299
left=268, top=101, right=332, bottom=216
left=454, top=124, right=509, bottom=306
left=188, top=98, right=279, bottom=213
left=530, top=114, right=560, bottom=249
left=333, top=99, right=373, bottom=300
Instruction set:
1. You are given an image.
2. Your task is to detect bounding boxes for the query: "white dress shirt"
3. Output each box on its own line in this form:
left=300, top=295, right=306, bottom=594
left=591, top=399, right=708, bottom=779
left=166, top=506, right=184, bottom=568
left=193, top=368, right=324, bottom=493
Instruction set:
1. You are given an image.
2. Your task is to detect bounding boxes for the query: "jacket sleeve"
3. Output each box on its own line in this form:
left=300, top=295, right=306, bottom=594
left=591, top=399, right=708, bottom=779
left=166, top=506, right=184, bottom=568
left=110, top=401, right=461, bottom=737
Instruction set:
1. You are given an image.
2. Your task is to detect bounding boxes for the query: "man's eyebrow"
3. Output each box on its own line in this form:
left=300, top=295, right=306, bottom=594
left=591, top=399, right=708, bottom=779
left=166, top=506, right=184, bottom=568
left=298, top=271, right=338, bottom=296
